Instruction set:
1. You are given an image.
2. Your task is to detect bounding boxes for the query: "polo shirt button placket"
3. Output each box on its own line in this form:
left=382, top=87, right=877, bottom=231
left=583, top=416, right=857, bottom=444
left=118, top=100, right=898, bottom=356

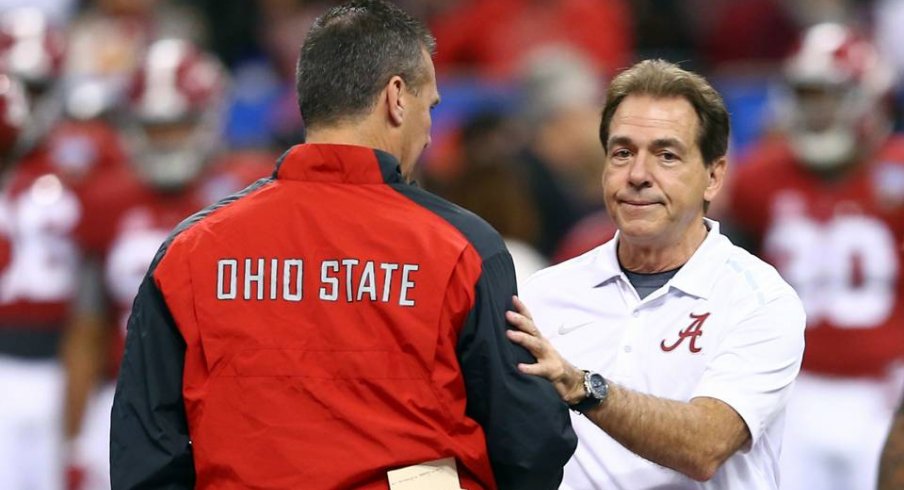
left=626, top=315, right=641, bottom=354
left=616, top=312, right=641, bottom=380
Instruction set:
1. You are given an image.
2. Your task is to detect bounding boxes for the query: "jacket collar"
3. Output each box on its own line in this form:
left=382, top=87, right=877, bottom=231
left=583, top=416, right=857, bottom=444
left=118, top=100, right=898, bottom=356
left=274, top=143, right=404, bottom=185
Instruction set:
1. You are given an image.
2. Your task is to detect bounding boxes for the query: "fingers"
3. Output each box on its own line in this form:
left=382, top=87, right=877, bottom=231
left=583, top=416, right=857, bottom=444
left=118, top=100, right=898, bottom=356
left=505, top=300, right=565, bottom=383
left=511, top=295, right=533, bottom=321
left=507, top=330, right=554, bottom=374
left=516, top=360, right=549, bottom=377
left=506, top=309, right=541, bottom=337
left=506, top=329, right=565, bottom=384
left=506, top=328, right=542, bottom=353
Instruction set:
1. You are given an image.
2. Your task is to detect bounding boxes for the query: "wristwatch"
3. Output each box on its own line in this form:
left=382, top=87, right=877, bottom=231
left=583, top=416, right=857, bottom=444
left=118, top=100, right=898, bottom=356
left=569, top=370, right=609, bottom=413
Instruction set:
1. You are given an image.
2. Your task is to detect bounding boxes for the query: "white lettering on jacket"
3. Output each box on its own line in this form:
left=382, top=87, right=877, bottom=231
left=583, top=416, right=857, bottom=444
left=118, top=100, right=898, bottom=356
left=216, top=258, right=419, bottom=306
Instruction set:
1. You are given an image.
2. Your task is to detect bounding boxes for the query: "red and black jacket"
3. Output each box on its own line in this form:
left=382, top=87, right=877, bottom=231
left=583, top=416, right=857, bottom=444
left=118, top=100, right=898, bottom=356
left=110, top=144, right=576, bottom=490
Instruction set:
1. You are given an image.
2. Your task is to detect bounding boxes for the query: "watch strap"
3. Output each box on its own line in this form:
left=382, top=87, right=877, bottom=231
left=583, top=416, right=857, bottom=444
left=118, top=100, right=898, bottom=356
left=569, top=394, right=603, bottom=413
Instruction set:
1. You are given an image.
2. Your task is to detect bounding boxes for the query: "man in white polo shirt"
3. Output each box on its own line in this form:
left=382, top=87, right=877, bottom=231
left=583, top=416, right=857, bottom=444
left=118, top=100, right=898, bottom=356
left=507, top=59, right=806, bottom=489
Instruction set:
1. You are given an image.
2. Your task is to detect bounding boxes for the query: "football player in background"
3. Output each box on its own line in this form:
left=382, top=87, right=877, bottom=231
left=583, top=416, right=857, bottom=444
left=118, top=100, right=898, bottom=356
left=0, top=7, right=66, bottom=150
left=0, top=69, right=78, bottom=490
left=64, top=38, right=273, bottom=490
left=0, top=6, right=129, bottom=203
left=0, top=6, right=131, bottom=188
left=0, top=11, right=129, bottom=488
left=727, top=23, right=904, bottom=490
left=0, top=9, right=129, bottom=483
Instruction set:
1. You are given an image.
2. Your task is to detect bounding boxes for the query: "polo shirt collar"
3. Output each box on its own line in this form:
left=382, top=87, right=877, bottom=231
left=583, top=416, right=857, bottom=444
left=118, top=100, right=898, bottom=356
left=590, top=218, right=732, bottom=299
left=590, top=236, right=625, bottom=288
left=669, top=219, right=733, bottom=299
left=274, top=143, right=405, bottom=185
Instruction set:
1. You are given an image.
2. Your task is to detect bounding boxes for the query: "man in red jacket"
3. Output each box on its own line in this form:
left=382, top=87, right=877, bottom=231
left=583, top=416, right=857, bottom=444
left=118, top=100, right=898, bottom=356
left=109, top=1, right=576, bottom=489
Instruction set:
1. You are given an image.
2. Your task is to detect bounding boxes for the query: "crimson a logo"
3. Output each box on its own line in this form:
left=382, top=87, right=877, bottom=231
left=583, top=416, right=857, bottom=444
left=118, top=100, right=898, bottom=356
left=660, top=312, right=709, bottom=354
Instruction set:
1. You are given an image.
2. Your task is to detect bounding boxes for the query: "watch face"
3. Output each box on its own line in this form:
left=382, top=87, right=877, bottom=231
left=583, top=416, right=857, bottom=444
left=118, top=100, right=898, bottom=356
left=572, top=371, right=608, bottom=412
left=588, top=373, right=607, bottom=398
left=589, top=374, right=605, bottom=389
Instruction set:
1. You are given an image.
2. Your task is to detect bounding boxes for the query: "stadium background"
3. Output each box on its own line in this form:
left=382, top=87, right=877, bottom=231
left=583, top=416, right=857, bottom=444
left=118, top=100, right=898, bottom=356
left=3, top=0, right=904, bottom=488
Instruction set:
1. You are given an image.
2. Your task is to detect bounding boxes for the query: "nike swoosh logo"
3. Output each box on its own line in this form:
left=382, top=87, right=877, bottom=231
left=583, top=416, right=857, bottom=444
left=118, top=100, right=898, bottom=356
left=558, top=321, right=595, bottom=335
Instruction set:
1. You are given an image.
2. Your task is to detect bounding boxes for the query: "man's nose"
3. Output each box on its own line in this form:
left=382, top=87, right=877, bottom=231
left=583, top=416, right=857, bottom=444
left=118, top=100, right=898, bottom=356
left=627, top=153, right=652, bottom=187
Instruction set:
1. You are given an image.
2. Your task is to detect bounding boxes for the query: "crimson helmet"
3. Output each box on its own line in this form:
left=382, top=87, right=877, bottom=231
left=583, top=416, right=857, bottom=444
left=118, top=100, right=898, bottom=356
left=125, top=38, right=227, bottom=190
left=0, top=73, right=27, bottom=162
left=776, top=23, right=896, bottom=170
left=0, top=8, right=65, bottom=91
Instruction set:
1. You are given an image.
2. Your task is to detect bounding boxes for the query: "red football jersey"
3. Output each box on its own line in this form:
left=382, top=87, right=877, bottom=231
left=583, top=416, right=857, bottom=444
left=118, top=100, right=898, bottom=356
left=0, top=119, right=127, bottom=352
left=0, top=118, right=129, bottom=326
left=26, top=118, right=128, bottom=189
left=729, top=136, right=904, bottom=377
left=0, top=166, right=83, bottom=327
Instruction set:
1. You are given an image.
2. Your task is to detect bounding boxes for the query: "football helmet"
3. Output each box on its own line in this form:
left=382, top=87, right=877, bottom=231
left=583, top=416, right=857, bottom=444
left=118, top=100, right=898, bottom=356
left=777, top=23, right=896, bottom=170
left=0, top=8, right=65, bottom=92
left=125, top=38, right=227, bottom=190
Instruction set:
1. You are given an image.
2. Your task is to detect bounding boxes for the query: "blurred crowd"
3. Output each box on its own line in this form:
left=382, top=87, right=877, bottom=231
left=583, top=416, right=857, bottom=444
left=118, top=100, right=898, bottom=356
left=1, top=0, right=904, bottom=489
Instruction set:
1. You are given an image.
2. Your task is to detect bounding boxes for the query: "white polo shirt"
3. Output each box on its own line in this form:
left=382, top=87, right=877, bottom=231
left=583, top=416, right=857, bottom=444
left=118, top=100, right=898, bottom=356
left=521, top=219, right=806, bottom=490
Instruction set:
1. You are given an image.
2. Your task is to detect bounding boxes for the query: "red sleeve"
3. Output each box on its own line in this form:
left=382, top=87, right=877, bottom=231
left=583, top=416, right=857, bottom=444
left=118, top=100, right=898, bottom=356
left=74, top=168, right=141, bottom=256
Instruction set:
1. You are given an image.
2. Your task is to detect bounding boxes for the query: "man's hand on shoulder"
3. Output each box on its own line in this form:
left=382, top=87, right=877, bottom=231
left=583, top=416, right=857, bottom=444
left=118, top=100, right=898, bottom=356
left=505, top=297, right=752, bottom=481
left=506, top=296, right=585, bottom=404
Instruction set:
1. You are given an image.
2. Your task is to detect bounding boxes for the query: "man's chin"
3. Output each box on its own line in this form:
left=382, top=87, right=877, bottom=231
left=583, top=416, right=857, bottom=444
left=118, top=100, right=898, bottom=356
left=615, top=219, right=665, bottom=243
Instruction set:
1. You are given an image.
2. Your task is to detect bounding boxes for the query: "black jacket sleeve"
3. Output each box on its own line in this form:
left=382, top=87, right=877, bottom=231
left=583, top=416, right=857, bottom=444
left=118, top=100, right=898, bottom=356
left=457, top=251, right=577, bottom=490
left=109, top=273, right=194, bottom=489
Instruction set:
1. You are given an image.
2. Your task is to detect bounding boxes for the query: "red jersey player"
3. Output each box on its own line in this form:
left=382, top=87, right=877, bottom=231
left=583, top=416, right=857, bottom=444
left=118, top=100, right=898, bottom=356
left=66, top=39, right=274, bottom=490
left=0, top=11, right=137, bottom=489
left=0, top=11, right=128, bottom=489
left=728, top=23, right=904, bottom=490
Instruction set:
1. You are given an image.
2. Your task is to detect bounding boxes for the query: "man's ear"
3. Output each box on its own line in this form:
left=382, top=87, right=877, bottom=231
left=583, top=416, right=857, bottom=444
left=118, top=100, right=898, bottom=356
left=387, top=75, right=406, bottom=126
left=704, top=156, right=727, bottom=203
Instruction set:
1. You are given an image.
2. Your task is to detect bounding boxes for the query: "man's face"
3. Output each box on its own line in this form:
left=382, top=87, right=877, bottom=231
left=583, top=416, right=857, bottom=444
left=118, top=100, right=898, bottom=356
left=602, top=95, right=720, bottom=246
left=398, top=50, right=440, bottom=180
left=130, top=119, right=210, bottom=190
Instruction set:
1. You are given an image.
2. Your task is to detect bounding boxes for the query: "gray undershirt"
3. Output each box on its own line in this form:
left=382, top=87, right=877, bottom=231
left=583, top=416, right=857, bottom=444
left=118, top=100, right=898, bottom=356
left=619, top=220, right=704, bottom=299
left=622, top=267, right=681, bottom=300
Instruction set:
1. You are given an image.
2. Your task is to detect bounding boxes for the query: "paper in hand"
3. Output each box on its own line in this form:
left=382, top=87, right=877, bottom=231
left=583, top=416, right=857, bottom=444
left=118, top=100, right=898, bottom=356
left=387, top=457, right=465, bottom=490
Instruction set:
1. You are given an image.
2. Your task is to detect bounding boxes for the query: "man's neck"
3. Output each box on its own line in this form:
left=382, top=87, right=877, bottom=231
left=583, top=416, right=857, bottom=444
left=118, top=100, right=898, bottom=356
left=305, top=122, right=398, bottom=160
left=617, top=220, right=709, bottom=273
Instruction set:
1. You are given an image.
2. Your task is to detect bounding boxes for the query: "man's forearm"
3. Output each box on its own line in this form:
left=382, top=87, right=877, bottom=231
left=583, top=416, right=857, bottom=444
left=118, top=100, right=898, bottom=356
left=879, top=411, right=904, bottom=490
left=505, top=301, right=749, bottom=481
left=582, top=382, right=749, bottom=481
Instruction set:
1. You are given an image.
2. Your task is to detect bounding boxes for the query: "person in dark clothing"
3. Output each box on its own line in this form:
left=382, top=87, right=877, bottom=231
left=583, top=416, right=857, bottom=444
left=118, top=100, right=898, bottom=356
left=108, top=1, right=576, bottom=489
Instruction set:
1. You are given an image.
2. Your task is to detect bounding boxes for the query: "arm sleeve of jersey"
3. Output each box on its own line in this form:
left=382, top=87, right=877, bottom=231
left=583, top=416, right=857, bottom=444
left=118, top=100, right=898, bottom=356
left=691, top=291, right=806, bottom=448
left=109, top=272, right=195, bottom=489
left=457, top=251, right=577, bottom=490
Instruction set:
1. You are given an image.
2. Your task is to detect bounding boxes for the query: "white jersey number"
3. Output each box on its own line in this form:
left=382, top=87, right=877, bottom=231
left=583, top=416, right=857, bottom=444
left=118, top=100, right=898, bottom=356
left=0, top=175, right=81, bottom=304
left=765, top=213, right=898, bottom=329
